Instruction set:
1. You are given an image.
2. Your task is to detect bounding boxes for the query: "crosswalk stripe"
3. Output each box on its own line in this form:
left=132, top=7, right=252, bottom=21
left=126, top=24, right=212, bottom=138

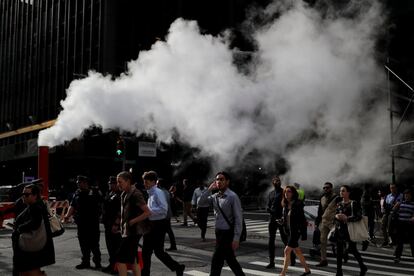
left=256, top=230, right=277, bottom=234
left=246, top=225, right=268, bottom=230
left=333, top=252, right=414, bottom=266
left=183, top=254, right=413, bottom=276
left=184, top=270, right=209, bottom=276
left=223, top=266, right=278, bottom=276
left=248, top=261, right=333, bottom=276
left=271, top=257, right=411, bottom=276
left=327, top=249, right=412, bottom=259
left=304, top=254, right=414, bottom=272
left=244, top=220, right=267, bottom=224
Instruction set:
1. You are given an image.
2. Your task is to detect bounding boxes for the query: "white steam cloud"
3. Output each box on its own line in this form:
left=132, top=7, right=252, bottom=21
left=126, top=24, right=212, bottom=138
left=38, top=0, right=390, bottom=186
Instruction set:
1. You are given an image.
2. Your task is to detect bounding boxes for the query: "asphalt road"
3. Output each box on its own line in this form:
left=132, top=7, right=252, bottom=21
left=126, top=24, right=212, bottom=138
left=1, top=211, right=413, bottom=276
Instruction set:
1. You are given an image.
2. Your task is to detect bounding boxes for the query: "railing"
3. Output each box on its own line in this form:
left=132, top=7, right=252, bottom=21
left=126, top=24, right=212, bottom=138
left=1, top=199, right=70, bottom=228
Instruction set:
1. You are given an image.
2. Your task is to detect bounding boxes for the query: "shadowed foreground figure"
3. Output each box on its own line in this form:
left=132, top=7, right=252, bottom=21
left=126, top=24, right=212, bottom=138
left=141, top=171, right=185, bottom=276
left=198, top=171, right=245, bottom=276
left=12, top=184, right=55, bottom=276
left=335, top=185, right=367, bottom=276
left=63, top=175, right=102, bottom=269
left=279, top=185, right=310, bottom=276
left=266, top=176, right=296, bottom=269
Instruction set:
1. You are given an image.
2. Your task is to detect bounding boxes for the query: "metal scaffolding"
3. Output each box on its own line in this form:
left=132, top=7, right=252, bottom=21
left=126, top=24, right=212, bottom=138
left=385, top=64, right=414, bottom=184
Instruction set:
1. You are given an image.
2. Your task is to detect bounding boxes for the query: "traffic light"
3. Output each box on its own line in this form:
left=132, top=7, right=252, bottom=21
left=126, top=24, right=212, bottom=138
left=116, top=138, right=124, bottom=157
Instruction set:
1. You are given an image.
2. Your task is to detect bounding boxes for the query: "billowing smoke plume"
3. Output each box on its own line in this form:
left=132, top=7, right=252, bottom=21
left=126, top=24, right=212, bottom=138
left=38, top=0, right=390, bottom=186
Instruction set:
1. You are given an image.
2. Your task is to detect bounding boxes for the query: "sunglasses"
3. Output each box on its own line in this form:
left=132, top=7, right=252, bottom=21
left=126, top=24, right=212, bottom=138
left=21, top=192, right=33, bottom=197
left=323, top=187, right=331, bottom=190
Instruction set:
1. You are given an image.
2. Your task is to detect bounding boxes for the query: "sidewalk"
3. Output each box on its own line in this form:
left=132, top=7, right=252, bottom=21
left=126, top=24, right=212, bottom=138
left=0, top=223, right=215, bottom=276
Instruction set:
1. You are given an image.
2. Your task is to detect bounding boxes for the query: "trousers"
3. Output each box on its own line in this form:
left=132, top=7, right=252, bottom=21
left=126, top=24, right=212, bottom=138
left=210, top=229, right=245, bottom=276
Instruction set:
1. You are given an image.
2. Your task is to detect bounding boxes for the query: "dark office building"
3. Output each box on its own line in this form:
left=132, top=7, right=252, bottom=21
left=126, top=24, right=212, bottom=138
left=0, top=0, right=252, bottom=187
left=0, top=0, right=413, bottom=189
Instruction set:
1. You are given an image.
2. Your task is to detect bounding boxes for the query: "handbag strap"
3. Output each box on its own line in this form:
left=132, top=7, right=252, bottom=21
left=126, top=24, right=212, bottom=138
left=350, top=200, right=363, bottom=222
left=215, top=196, right=233, bottom=228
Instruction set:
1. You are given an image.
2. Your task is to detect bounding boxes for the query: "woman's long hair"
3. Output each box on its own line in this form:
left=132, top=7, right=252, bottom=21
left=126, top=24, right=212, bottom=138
left=282, top=185, right=298, bottom=207
left=25, top=184, right=41, bottom=201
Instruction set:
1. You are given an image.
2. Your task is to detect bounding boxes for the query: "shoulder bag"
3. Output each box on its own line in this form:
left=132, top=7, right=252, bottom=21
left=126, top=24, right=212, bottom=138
left=215, top=197, right=247, bottom=242
left=46, top=202, right=65, bottom=237
left=327, top=227, right=337, bottom=243
left=49, top=212, right=65, bottom=237
left=347, top=201, right=369, bottom=242
left=18, top=217, right=47, bottom=252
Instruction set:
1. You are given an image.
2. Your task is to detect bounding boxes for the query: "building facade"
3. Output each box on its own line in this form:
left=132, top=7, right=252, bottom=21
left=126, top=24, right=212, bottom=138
left=1, top=0, right=413, bottom=188
left=0, top=0, right=250, bottom=187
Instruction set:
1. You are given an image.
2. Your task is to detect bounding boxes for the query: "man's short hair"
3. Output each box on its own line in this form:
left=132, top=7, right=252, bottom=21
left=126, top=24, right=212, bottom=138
left=324, top=182, right=333, bottom=188
left=77, top=175, right=90, bottom=183
left=216, top=171, right=231, bottom=182
left=142, top=171, right=158, bottom=182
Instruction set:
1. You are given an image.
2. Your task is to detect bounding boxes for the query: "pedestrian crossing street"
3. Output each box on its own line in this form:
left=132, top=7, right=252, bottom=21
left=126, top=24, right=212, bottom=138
left=171, top=217, right=414, bottom=276
left=183, top=250, right=414, bottom=276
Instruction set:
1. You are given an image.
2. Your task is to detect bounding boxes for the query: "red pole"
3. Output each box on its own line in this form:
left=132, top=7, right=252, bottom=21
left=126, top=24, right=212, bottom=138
left=38, top=146, right=49, bottom=199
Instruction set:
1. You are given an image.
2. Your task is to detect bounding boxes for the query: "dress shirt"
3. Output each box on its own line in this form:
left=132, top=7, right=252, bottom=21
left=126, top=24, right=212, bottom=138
left=198, top=188, right=243, bottom=241
left=147, top=186, right=168, bottom=221
left=384, top=193, right=403, bottom=213
left=192, top=187, right=210, bottom=208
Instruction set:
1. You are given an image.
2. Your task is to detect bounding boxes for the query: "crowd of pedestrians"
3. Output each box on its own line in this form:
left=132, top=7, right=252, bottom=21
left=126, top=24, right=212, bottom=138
left=2, top=172, right=414, bottom=276
left=264, top=177, right=414, bottom=276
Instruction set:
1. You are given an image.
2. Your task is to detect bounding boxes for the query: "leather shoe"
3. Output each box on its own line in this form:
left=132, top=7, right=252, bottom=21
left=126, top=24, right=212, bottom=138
left=315, top=260, right=328, bottom=267
left=176, top=264, right=185, bottom=276
left=300, top=271, right=311, bottom=276
left=166, top=246, right=177, bottom=251
left=75, top=262, right=91, bottom=269
left=265, top=263, right=275, bottom=269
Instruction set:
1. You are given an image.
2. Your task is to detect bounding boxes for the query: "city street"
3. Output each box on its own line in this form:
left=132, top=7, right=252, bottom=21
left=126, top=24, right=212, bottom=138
left=1, top=211, right=413, bottom=276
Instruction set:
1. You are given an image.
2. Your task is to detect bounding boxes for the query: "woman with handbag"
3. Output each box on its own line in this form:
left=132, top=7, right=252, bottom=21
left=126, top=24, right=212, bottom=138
left=279, top=185, right=311, bottom=276
left=12, top=184, right=55, bottom=276
left=334, top=185, right=367, bottom=276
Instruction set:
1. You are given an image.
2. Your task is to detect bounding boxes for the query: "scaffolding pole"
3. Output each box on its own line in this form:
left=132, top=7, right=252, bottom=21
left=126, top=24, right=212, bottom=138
left=385, top=64, right=414, bottom=185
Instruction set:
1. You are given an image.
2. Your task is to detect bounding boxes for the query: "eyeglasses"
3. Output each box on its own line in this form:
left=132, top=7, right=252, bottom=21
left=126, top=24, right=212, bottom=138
left=21, top=192, right=32, bottom=197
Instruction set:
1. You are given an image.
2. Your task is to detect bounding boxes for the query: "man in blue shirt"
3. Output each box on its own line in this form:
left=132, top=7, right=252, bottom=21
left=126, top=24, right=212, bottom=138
left=192, top=181, right=210, bottom=242
left=381, top=183, right=403, bottom=247
left=141, top=171, right=185, bottom=276
left=198, top=171, right=245, bottom=276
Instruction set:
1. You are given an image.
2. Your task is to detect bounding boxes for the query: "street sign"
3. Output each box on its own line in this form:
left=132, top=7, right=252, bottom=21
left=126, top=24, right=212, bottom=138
left=138, top=142, right=156, bottom=157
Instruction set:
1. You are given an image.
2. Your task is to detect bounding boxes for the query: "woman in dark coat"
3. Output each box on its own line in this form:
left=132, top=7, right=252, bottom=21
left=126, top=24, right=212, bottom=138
left=12, top=184, right=55, bottom=276
left=334, top=185, right=367, bottom=276
left=279, top=185, right=311, bottom=276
